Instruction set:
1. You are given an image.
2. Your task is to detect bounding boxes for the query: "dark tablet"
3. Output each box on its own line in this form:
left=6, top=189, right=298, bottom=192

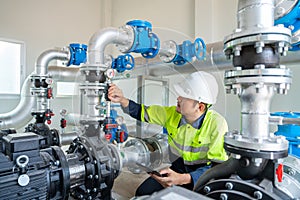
left=136, top=162, right=167, bottom=177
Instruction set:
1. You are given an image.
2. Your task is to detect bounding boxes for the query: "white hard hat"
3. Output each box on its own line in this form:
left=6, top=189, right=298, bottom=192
left=173, top=71, right=218, bottom=104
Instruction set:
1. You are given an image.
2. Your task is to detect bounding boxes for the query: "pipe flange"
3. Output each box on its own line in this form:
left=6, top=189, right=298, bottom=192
left=117, top=25, right=135, bottom=53
left=199, top=178, right=287, bottom=199
left=151, top=134, right=169, bottom=163
left=142, top=137, right=163, bottom=167
left=31, top=74, right=49, bottom=78
left=30, top=87, right=48, bottom=94
left=80, top=65, right=108, bottom=83
left=225, top=68, right=292, bottom=95
left=30, top=74, right=53, bottom=93
left=224, top=26, right=291, bottom=59
left=79, top=83, right=106, bottom=95
left=224, top=26, right=291, bottom=49
left=225, top=68, right=292, bottom=79
left=30, top=75, right=50, bottom=85
left=224, top=25, right=291, bottom=44
left=68, top=137, right=100, bottom=200
left=107, top=143, right=123, bottom=175
left=225, top=131, right=289, bottom=153
left=80, top=64, right=109, bottom=73
left=79, top=82, right=106, bottom=88
left=124, top=138, right=150, bottom=173
left=159, top=40, right=177, bottom=63
left=51, top=146, right=70, bottom=199
left=224, top=143, right=288, bottom=160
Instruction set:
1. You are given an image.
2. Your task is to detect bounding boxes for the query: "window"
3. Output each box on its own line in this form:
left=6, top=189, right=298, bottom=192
left=53, top=60, right=79, bottom=97
left=0, top=38, right=25, bottom=96
left=56, top=82, right=79, bottom=97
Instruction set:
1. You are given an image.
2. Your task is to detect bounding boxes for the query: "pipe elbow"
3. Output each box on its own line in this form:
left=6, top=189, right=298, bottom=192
left=193, top=158, right=240, bottom=192
left=0, top=76, right=35, bottom=130
left=35, top=48, right=70, bottom=75
left=87, top=26, right=134, bottom=65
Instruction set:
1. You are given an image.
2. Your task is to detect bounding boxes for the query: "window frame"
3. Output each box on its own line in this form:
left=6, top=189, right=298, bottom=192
left=0, top=38, right=26, bottom=99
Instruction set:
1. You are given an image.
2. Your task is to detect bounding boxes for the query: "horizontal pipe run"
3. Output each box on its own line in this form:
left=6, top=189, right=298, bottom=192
left=114, top=41, right=233, bottom=79
left=48, top=66, right=82, bottom=82
left=115, top=41, right=300, bottom=79
left=59, top=131, right=79, bottom=146
left=269, top=116, right=300, bottom=126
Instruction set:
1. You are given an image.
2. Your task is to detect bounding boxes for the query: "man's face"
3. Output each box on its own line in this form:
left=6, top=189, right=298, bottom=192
left=176, top=96, right=199, bottom=116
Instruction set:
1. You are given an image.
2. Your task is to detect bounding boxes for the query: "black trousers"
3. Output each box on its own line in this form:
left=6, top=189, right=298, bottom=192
left=135, top=157, right=203, bottom=196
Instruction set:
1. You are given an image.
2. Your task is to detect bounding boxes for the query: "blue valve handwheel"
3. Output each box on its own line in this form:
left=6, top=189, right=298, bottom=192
left=194, top=38, right=206, bottom=60
left=124, top=54, right=135, bottom=70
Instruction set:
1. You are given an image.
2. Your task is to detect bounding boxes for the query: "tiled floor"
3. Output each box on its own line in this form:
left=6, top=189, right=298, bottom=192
left=112, top=169, right=149, bottom=199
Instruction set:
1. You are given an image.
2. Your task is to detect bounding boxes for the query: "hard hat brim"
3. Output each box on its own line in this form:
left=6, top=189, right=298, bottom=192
left=173, top=82, right=195, bottom=101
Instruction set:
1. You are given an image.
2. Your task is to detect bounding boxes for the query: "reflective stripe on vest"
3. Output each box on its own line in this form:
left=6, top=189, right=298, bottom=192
left=169, top=136, right=209, bottom=153
left=169, top=146, right=209, bottom=165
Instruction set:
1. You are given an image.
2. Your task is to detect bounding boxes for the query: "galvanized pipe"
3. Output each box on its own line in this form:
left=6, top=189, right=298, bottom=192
left=48, top=66, right=82, bottom=82
left=35, top=48, right=70, bottom=75
left=0, top=75, right=35, bottom=129
left=240, top=85, right=274, bottom=138
left=87, top=27, right=133, bottom=65
left=269, top=115, right=300, bottom=126
left=237, top=0, right=275, bottom=30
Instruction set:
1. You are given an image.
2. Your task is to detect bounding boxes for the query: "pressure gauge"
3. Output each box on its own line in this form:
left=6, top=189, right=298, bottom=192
left=116, top=116, right=124, bottom=125
left=105, top=69, right=115, bottom=79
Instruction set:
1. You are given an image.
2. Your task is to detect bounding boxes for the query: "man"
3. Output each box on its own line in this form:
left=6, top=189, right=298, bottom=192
left=108, top=71, right=228, bottom=196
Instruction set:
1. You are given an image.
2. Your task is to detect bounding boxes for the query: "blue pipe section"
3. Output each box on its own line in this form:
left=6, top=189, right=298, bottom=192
left=271, top=112, right=300, bottom=158
left=67, top=43, right=87, bottom=66
left=170, top=38, right=206, bottom=66
left=112, top=54, right=135, bottom=73
left=126, top=20, right=160, bottom=58
left=275, top=1, right=300, bottom=51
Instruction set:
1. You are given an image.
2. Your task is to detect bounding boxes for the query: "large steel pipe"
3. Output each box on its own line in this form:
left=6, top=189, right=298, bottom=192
left=0, top=76, right=35, bottom=129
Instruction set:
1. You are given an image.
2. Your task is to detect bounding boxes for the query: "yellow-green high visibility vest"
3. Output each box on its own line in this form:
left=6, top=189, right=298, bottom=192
left=141, top=105, right=228, bottom=165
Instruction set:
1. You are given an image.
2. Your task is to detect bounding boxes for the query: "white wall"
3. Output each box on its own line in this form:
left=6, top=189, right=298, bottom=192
left=0, top=0, right=103, bottom=75
left=111, top=0, right=195, bottom=38
left=195, top=0, right=238, bottom=43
